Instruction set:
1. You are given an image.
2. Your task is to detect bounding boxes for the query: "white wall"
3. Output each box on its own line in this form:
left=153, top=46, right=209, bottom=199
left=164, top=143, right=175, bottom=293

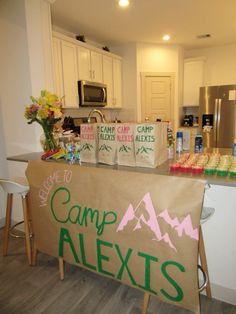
left=0, top=101, right=8, bottom=225
left=0, top=0, right=53, bottom=222
left=0, top=0, right=32, bottom=223
left=185, top=43, right=236, bottom=86
left=111, top=43, right=184, bottom=130
left=111, top=43, right=138, bottom=122
left=136, top=43, right=183, bottom=131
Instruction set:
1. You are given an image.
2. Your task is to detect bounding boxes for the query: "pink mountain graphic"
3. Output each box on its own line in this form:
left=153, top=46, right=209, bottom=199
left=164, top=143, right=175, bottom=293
left=158, top=209, right=180, bottom=228
left=158, top=209, right=199, bottom=240
left=116, top=192, right=199, bottom=252
left=174, top=214, right=199, bottom=240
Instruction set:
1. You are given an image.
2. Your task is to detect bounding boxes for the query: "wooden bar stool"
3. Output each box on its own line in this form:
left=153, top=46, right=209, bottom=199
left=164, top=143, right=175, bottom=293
left=0, top=178, right=32, bottom=265
left=199, top=206, right=215, bottom=299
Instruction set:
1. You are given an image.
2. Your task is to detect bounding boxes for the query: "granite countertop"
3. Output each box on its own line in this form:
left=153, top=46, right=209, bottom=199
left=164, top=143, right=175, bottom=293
left=7, top=149, right=236, bottom=187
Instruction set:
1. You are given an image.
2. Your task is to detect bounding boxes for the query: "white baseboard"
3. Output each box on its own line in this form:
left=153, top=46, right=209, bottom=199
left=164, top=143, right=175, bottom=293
left=0, top=217, right=5, bottom=228
left=211, top=283, right=236, bottom=306
left=200, top=282, right=236, bottom=306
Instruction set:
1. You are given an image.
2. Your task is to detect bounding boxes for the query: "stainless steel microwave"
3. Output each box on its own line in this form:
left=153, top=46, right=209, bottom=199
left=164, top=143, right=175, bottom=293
left=78, top=80, right=107, bottom=107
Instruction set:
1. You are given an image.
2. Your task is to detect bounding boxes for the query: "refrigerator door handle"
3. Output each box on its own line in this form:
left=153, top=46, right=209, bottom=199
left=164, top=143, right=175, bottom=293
left=217, top=99, right=221, bottom=146
left=214, top=98, right=218, bottom=145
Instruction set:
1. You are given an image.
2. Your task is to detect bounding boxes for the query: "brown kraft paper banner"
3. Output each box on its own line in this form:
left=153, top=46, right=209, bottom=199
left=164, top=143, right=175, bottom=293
left=26, top=160, right=206, bottom=313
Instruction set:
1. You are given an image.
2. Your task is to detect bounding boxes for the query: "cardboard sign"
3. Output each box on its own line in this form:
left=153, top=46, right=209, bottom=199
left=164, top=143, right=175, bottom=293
left=26, top=161, right=206, bottom=313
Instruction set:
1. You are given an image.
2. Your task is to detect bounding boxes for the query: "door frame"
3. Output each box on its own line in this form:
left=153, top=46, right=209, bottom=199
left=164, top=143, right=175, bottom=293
left=140, top=72, right=175, bottom=123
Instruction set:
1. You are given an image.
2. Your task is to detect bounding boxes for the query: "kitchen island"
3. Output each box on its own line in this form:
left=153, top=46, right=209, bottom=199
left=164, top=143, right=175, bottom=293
left=7, top=151, right=236, bottom=306
left=7, top=149, right=236, bottom=188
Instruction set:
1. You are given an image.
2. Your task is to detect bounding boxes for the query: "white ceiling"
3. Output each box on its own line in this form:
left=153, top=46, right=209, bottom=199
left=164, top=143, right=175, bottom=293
left=51, top=0, right=236, bottom=50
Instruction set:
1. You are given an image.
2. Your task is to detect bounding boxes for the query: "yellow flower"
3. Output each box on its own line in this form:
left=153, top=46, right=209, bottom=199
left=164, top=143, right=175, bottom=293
left=37, top=97, right=47, bottom=106
left=53, top=108, right=63, bottom=119
left=25, top=90, right=63, bottom=125
left=24, top=106, right=31, bottom=119
left=47, top=95, right=58, bottom=105
left=37, top=108, right=49, bottom=119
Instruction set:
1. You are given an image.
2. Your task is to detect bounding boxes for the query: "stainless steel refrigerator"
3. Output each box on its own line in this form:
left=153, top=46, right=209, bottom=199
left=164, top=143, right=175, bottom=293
left=199, top=85, right=236, bottom=148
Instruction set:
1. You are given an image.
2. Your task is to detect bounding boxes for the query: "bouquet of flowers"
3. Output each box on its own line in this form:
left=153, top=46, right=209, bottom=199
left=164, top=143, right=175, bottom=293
left=24, top=90, right=64, bottom=152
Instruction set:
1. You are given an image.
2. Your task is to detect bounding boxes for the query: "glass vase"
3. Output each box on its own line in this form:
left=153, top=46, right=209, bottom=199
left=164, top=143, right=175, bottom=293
left=41, top=125, right=58, bottom=152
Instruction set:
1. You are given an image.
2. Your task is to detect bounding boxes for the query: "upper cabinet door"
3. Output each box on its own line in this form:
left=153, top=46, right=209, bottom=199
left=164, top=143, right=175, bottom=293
left=61, top=40, right=78, bottom=108
left=52, top=38, right=63, bottom=102
left=77, top=46, right=91, bottom=81
left=113, top=58, right=122, bottom=108
left=52, top=32, right=122, bottom=109
left=91, top=51, right=103, bottom=83
left=77, top=47, right=103, bottom=83
left=102, top=55, right=113, bottom=107
left=183, top=58, right=205, bottom=107
left=103, top=55, right=122, bottom=108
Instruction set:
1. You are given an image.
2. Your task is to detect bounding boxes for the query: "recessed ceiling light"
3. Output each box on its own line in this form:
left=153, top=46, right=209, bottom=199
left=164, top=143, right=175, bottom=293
left=119, top=0, right=129, bottom=7
left=162, top=34, right=171, bottom=41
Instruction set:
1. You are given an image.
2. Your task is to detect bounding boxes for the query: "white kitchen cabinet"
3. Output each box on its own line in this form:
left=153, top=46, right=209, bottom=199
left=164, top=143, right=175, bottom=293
left=103, top=55, right=113, bottom=107
left=52, top=38, right=64, bottom=102
left=183, top=58, right=205, bottom=107
left=112, top=58, right=122, bottom=108
left=91, top=51, right=103, bottom=83
left=202, top=185, right=236, bottom=305
left=61, top=40, right=78, bottom=108
left=52, top=31, right=122, bottom=109
left=77, top=46, right=103, bottom=83
left=76, top=46, right=91, bottom=81
left=103, top=55, right=122, bottom=108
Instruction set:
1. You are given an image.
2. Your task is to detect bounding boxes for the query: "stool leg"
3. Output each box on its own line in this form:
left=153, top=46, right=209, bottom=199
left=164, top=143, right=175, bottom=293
left=3, top=193, right=13, bottom=256
left=199, top=226, right=212, bottom=299
left=59, top=257, right=65, bottom=280
left=31, top=240, right=38, bottom=266
left=21, top=195, right=31, bottom=265
left=141, top=293, right=150, bottom=314
left=195, top=303, right=200, bottom=314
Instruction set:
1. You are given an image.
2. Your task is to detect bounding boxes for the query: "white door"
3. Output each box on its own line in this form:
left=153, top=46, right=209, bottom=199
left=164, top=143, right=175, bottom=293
left=142, top=75, right=172, bottom=122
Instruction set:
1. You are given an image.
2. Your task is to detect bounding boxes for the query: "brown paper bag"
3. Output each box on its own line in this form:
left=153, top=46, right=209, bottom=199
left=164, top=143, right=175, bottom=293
left=134, top=122, right=168, bottom=168
left=116, top=123, right=135, bottom=166
left=80, top=123, right=98, bottom=163
left=98, top=123, right=117, bottom=165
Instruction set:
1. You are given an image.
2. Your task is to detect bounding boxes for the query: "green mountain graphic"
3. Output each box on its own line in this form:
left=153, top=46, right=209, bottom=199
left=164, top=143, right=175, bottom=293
left=82, top=143, right=93, bottom=151
left=119, top=145, right=131, bottom=153
left=136, top=146, right=153, bottom=155
left=99, top=144, right=112, bottom=152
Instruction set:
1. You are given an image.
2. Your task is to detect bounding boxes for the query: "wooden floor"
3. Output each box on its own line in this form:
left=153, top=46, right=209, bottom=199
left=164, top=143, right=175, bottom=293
left=0, top=229, right=236, bottom=314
